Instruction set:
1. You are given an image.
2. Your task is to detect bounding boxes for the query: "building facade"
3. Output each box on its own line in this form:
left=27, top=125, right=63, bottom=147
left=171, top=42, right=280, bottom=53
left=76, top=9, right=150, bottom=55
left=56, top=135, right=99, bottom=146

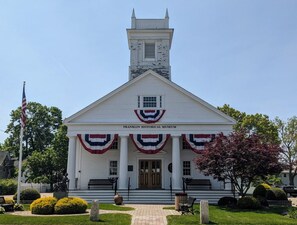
left=64, top=11, right=235, bottom=193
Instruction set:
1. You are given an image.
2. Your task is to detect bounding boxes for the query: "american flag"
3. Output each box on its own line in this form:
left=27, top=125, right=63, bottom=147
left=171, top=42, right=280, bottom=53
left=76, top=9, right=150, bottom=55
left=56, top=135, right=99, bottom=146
left=21, top=82, right=26, bottom=128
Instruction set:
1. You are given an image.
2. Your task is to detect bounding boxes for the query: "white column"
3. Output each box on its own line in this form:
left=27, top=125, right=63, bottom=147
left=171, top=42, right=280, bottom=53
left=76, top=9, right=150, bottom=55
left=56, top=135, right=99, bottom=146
left=119, top=135, right=128, bottom=189
left=67, top=136, right=76, bottom=190
left=172, top=135, right=182, bottom=190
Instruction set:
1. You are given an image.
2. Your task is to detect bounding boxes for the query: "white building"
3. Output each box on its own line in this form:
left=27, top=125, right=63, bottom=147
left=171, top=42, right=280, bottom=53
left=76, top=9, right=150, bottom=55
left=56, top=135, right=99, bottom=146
left=64, top=10, right=236, bottom=203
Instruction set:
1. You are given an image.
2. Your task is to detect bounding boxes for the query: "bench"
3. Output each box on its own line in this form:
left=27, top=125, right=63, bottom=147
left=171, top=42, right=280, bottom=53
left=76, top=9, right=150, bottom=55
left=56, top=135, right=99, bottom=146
left=186, top=179, right=212, bottom=190
left=283, top=186, right=297, bottom=197
left=88, top=179, right=114, bottom=190
left=0, top=197, right=14, bottom=212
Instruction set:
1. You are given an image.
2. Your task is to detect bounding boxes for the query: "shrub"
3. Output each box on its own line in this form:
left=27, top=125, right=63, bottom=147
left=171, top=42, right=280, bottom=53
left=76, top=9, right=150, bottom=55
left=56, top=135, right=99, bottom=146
left=4, top=198, right=15, bottom=205
left=253, top=183, right=271, bottom=198
left=256, top=196, right=269, bottom=207
left=13, top=188, right=41, bottom=201
left=0, top=179, right=17, bottom=195
left=14, top=203, right=24, bottom=211
left=0, top=206, right=5, bottom=214
left=288, top=207, right=297, bottom=219
left=30, top=197, right=57, bottom=215
left=218, top=196, right=237, bottom=207
left=266, top=188, right=287, bottom=200
left=237, top=196, right=261, bottom=209
left=54, top=197, right=87, bottom=214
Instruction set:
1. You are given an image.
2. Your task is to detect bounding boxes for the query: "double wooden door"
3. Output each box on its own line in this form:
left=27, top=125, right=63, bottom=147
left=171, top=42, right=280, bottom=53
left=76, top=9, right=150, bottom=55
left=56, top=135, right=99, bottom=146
left=139, top=160, right=161, bottom=189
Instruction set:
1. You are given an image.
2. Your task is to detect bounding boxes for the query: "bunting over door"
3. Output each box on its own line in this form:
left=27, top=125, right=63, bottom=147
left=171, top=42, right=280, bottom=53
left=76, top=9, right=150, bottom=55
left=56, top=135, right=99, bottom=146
left=134, top=109, right=166, bottom=123
left=130, top=134, right=170, bottom=154
left=183, top=134, right=215, bottom=154
left=77, top=134, right=118, bottom=154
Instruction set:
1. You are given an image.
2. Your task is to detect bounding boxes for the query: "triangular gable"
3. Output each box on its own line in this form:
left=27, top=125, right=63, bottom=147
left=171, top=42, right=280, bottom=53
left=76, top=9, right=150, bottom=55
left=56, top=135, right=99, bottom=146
left=64, top=70, right=236, bottom=125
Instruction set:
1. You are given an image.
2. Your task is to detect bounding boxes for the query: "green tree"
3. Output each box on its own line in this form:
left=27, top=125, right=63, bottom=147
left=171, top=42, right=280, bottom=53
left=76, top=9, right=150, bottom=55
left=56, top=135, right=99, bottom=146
left=218, top=104, right=279, bottom=144
left=2, top=102, right=62, bottom=159
left=275, top=116, right=297, bottom=185
left=24, top=148, right=59, bottom=191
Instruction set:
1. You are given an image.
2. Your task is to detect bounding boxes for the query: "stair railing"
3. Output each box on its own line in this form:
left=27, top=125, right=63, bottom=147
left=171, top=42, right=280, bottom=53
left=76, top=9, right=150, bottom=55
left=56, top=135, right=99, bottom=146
left=170, top=177, right=172, bottom=201
left=128, top=177, right=131, bottom=201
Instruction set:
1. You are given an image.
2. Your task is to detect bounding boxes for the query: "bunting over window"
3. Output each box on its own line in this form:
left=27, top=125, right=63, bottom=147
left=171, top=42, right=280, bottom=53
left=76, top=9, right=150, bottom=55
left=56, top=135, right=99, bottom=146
left=134, top=109, right=165, bottom=123
left=77, top=134, right=118, bottom=154
left=182, top=134, right=216, bottom=154
left=130, top=134, right=170, bottom=154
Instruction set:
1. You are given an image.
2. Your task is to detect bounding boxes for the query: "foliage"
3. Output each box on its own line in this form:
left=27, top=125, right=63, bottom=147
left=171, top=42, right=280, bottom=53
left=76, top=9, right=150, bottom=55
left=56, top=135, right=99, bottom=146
left=288, top=207, right=297, bottom=219
left=13, top=188, right=40, bottom=201
left=195, top=130, right=283, bottom=197
left=218, top=196, right=237, bottom=207
left=256, top=196, right=269, bottom=207
left=23, top=125, right=68, bottom=191
left=2, top=102, right=62, bottom=159
left=14, top=203, right=24, bottom=211
left=30, top=197, right=57, bottom=215
left=218, top=104, right=279, bottom=144
left=54, top=197, right=88, bottom=214
left=4, top=198, right=15, bottom=205
left=24, top=148, right=61, bottom=191
left=237, top=196, right=261, bottom=209
left=253, top=175, right=282, bottom=187
left=0, top=206, right=5, bottom=214
left=275, top=116, right=297, bottom=186
left=253, top=183, right=271, bottom=198
left=266, top=188, right=288, bottom=200
left=0, top=179, right=17, bottom=195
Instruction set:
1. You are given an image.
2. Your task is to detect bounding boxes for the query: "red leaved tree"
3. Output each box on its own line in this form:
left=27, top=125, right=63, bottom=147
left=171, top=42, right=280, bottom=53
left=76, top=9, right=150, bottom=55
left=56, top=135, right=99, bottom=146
left=195, top=130, right=283, bottom=197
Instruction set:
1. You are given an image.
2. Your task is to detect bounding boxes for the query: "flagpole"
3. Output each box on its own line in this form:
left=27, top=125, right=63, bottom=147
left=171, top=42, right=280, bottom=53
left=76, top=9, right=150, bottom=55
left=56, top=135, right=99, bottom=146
left=17, top=81, right=26, bottom=204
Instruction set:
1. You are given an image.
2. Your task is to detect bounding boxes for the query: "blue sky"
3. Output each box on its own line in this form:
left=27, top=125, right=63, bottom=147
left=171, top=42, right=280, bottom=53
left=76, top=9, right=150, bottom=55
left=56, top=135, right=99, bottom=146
left=0, top=0, right=296, bottom=143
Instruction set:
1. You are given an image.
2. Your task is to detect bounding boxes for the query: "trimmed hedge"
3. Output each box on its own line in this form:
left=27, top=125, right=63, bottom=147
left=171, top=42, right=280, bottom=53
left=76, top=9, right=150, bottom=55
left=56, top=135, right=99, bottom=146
left=218, top=196, right=237, bottom=207
left=0, top=179, right=17, bottom=195
left=253, top=183, right=271, bottom=198
left=237, top=196, right=261, bottom=209
left=266, top=188, right=287, bottom=200
left=54, top=197, right=88, bottom=214
left=13, top=188, right=41, bottom=201
left=30, top=197, right=58, bottom=215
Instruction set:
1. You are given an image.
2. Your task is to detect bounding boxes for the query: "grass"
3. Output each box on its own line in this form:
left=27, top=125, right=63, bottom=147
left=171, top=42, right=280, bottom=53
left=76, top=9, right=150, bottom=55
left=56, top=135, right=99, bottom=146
left=167, top=204, right=297, bottom=225
left=0, top=213, right=131, bottom=225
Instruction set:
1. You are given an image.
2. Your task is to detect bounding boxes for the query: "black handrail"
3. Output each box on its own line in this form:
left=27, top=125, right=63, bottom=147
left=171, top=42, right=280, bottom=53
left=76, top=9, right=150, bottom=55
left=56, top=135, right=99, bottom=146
left=128, top=177, right=131, bottom=201
left=170, top=177, right=172, bottom=201
left=182, top=177, right=192, bottom=193
left=108, top=177, right=118, bottom=195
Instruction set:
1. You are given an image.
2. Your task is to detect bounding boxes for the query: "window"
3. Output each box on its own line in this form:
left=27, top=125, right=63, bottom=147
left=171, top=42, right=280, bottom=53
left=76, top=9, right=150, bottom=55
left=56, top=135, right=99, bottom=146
left=143, top=96, right=157, bottom=108
left=138, top=95, right=163, bottom=108
left=183, top=161, right=191, bottom=176
left=182, top=140, right=191, bottom=150
left=110, top=139, right=118, bottom=150
left=144, top=43, right=155, bottom=59
left=109, top=161, right=118, bottom=176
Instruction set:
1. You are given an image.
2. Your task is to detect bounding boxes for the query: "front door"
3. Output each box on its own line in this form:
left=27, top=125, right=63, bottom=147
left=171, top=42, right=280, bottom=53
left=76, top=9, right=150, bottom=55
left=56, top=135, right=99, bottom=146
left=139, top=160, right=161, bottom=189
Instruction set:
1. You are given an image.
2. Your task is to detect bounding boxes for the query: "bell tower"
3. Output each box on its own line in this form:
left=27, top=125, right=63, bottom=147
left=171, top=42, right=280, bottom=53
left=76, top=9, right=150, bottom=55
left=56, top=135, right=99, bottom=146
left=127, top=9, right=174, bottom=80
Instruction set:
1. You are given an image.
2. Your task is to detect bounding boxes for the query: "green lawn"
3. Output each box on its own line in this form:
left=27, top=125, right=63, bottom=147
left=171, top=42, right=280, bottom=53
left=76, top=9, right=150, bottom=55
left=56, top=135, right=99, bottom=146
left=167, top=205, right=297, bottom=225
left=0, top=213, right=131, bottom=225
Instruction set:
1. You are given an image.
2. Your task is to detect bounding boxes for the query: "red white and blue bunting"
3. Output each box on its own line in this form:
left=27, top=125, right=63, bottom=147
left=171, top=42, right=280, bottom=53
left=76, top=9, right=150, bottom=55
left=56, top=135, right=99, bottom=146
left=130, top=134, right=170, bottom=154
left=134, top=109, right=166, bottom=124
left=77, top=134, right=118, bottom=154
left=182, top=134, right=216, bottom=154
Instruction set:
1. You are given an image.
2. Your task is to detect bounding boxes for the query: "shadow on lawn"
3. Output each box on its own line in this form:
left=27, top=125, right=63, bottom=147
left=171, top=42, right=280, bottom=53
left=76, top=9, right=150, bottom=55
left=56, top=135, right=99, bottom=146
left=217, top=205, right=289, bottom=215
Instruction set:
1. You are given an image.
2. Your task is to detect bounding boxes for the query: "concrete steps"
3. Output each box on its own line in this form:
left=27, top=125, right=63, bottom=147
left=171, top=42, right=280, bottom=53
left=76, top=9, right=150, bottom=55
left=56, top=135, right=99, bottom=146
left=68, top=189, right=234, bottom=204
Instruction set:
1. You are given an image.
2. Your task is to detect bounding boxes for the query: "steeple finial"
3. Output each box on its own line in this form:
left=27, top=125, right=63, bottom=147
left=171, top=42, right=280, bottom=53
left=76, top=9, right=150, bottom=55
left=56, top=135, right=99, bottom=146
left=165, top=8, right=169, bottom=18
left=132, top=8, right=136, bottom=18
